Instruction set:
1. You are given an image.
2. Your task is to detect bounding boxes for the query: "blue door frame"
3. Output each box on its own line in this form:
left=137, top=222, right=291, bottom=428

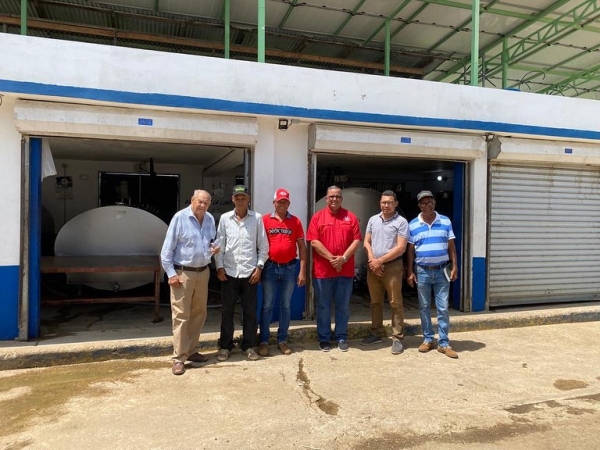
left=28, top=137, right=42, bottom=339
left=452, top=162, right=464, bottom=311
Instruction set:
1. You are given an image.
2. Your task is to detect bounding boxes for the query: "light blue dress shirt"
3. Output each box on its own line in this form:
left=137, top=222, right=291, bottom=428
left=160, top=206, right=216, bottom=278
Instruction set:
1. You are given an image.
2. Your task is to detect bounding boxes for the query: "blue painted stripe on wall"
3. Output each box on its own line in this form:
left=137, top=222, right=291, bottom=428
left=0, top=265, right=19, bottom=340
left=3, top=79, right=600, bottom=141
left=472, top=257, right=487, bottom=312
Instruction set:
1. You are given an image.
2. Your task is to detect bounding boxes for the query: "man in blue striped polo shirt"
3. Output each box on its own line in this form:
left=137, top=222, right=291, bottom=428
left=406, top=190, right=459, bottom=359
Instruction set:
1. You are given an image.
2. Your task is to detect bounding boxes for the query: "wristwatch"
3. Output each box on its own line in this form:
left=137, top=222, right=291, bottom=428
left=257, top=263, right=264, bottom=270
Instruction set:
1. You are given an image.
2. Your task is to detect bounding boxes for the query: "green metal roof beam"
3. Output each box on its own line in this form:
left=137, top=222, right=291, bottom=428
left=384, top=19, right=390, bottom=76
left=471, top=0, right=480, bottom=86
left=572, top=83, right=600, bottom=97
left=224, top=0, right=230, bottom=58
left=450, top=0, right=594, bottom=84
left=278, top=0, right=299, bottom=29
left=389, top=3, right=430, bottom=41
left=538, top=63, right=600, bottom=94
left=433, top=0, right=573, bottom=83
left=506, top=0, right=600, bottom=64
left=508, top=40, right=600, bottom=89
left=362, top=0, right=412, bottom=45
left=21, top=0, right=27, bottom=35
left=427, top=0, right=502, bottom=53
left=333, top=0, right=367, bottom=37
left=480, top=0, right=600, bottom=84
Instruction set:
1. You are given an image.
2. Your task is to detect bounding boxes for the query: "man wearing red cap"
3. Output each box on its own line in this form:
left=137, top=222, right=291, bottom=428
left=258, top=188, right=307, bottom=356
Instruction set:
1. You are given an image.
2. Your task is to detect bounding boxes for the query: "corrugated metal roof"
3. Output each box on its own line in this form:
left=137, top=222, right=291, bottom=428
left=2, top=0, right=600, bottom=98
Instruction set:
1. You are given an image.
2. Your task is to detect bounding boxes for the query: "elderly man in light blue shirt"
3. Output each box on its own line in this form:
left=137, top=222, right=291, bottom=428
left=214, top=185, right=269, bottom=362
left=161, top=189, right=218, bottom=375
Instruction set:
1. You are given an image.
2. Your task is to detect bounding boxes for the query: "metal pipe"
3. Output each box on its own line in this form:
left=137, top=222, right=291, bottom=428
left=224, top=0, right=230, bottom=59
left=470, top=0, right=480, bottom=86
left=384, top=19, right=391, bottom=76
left=257, top=0, right=265, bottom=62
left=501, top=38, right=508, bottom=88
left=21, top=0, right=27, bottom=35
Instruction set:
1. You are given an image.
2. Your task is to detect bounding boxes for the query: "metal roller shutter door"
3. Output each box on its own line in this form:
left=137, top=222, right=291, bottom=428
left=489, top=164, right=600, bottom=307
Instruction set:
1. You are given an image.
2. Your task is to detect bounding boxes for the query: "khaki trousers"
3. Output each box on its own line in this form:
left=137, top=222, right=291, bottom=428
left=366, top=259, right=404, bottom=340
left=171, top=269, right=209, bottom=362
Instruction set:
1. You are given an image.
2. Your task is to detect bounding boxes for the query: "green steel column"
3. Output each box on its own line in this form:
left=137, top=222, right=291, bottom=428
left=501, top=38, right=508, bottom=89
left=470, top=0, right=480, bottom=86
left=257, top=0, right=266, bottom=63
left=384, top=19, right=391, bottom=76
left=224, top=0, right=231, bottom=59
left=21, top=0, right=28, bottom=35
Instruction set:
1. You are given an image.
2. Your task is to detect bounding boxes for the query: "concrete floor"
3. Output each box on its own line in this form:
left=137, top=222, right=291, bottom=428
left=2, top=322, right=600, bottom=450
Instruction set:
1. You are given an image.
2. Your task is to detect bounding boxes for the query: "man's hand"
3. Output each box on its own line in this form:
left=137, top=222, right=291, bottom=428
left=249, top=267, right=262, bottom=284
left=331, top=255, right=346, bottom=270
left=168, top=275, right=182, bottom=288
left=297, top=270, right=306, bottom=287
left=368, top=257, right=383, bottom=273
left=406, top=272, right=417, bottom=287
left=216, top=268, right=227, bottom=282
left=450, top=266, right=458, bottom=282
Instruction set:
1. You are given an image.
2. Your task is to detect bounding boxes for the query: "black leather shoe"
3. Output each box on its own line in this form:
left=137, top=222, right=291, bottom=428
left=187, top=352, right=209, bottom=363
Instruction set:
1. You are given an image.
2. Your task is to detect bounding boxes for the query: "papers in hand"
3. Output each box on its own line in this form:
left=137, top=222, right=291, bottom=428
left=443, top=263, right=452, bottom=282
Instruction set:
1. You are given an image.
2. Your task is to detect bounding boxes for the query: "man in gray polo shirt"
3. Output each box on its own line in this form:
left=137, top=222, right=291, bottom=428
left=361, top=190, right=409, bottom=354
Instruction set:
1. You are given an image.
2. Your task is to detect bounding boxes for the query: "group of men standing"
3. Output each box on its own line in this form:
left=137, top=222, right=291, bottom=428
left=160, top=184, right=458, bottom=376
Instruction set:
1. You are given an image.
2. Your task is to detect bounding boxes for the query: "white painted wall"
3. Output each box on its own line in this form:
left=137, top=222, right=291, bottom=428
left=0, top=96, right=22, bottom=266
left=3, top=34, right=600, bottom=141
left=41, top=159, right=241, bottom=232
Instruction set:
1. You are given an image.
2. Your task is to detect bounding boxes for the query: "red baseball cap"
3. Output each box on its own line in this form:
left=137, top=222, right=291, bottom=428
left=274, top=188, right=290, bottom=202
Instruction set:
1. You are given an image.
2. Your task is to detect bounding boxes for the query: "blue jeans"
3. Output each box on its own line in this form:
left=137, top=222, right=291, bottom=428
left=313, top=276, right=353, bottom=343
left=260, top=261, right=296, bottom=344
left=416, top=265, right=451, bottom=347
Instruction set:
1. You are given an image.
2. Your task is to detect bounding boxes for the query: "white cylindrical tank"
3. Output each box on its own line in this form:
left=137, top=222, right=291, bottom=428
left=54, top=206, right=168, bottom=290
left=315, top=188, right=381, bottom=278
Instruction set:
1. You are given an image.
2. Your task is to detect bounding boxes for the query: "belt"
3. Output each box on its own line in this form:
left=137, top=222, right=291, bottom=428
left=387, top=256, right=403, bottom=264
left=174, top=264, right=208, bottom=272
left=266, top=259, right=297, bottom=267
left=417, top=261, right=450, bottom=270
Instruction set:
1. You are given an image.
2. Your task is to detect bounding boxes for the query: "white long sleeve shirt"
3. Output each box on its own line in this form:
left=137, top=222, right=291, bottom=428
left=214, top=209, right=269, bottom=278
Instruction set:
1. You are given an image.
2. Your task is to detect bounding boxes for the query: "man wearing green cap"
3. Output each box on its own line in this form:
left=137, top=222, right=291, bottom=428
left=214, top=185, right=269, bottom=361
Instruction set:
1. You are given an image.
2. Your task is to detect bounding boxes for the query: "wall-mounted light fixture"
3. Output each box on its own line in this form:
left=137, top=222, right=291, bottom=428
left=278, top=118, right=289, bottom=131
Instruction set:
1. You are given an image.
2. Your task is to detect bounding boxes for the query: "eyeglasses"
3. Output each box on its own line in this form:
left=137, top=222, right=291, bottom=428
left=419, top=201, right=434, bottom=207
left=380, top=201, right=395, bottom=205
left=327, top=195, right=342, bottom=200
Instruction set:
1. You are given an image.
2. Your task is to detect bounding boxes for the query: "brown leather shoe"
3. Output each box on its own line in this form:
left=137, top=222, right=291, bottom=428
left=187, top=352, right=209, bottom=363
left=438, top=346, right=458, bottom=359
left=278, top=342, right=292, bottom=355
left=258, top=343, right=270, bottom=357
left=418, top=341, right=435, bottom=353
left=172, top=361, right=185, bottom=375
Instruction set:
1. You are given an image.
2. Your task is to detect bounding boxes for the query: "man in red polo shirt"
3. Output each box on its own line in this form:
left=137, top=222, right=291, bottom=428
left=307, top=186, right=361, bottom=352
left=258, top=188, right=307, bottom=356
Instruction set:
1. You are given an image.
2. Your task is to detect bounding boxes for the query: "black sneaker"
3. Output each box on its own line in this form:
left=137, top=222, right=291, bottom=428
left=360, top=334, right=383, bottom=346
left=337, top=340, right=349, bottom=352
left=319, top=341, right=331, bottom=352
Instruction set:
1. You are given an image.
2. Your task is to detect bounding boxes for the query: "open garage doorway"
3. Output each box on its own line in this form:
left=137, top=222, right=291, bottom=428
left=32, top=138, right=249, bottom=341
left=309, top=151, right=466, bottom=320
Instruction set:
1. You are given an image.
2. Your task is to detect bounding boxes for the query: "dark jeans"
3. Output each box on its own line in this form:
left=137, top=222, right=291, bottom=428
left=219, top=275, right=257, bottom=352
